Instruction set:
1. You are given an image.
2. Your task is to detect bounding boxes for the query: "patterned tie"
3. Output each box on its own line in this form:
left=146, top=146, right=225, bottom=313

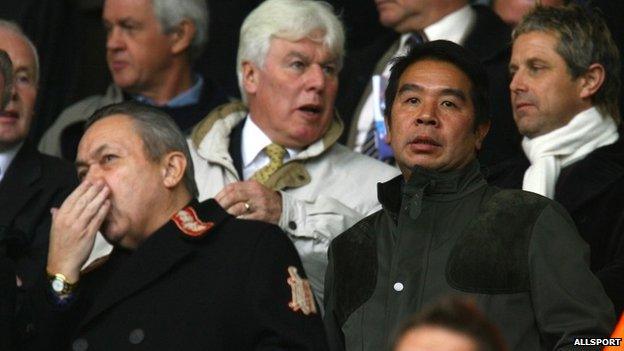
left=362, top=31, right=426, bottom=161
left=251, top=143, right=287, bottom=186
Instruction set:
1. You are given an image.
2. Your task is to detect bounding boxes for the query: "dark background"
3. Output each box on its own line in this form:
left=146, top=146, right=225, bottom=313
left=0, top=0, right=621, bottom=144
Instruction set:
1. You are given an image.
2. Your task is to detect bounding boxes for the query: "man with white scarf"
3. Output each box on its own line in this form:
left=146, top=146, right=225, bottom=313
left=487, top=5, right=623, bottom=316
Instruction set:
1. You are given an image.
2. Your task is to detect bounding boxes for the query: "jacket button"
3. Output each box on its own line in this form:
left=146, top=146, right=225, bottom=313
left=393, top=282, right=404, bottom=292
left=72, top=338, right=88, bottom=351
left=129, top=328, right=145, bottom=344
left=288, top=221, right=297, bottom=230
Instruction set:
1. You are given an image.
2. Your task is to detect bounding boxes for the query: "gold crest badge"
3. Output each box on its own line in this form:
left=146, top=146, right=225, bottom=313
left=172, top=206, right=214, bottom=237
left=287, top=266, right=317, bottom=315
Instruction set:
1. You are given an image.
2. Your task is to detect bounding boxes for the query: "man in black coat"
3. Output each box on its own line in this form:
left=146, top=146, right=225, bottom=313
left=28, top=102, right=327, bottom=350
left=0, top=22, right=77, bottom=290
left=487, top=5, right=624, bottom=316
left=337, top=0, right=520, bottom=167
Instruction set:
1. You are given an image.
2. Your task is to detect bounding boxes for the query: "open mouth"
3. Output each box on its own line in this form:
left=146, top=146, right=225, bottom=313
left=0, top=110, right=18, bottom=120
left=298, top=104, right=323, bottom=115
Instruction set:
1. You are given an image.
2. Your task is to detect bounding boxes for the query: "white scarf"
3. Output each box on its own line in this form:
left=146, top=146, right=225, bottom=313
left=522, top=107, right=619, bottom=198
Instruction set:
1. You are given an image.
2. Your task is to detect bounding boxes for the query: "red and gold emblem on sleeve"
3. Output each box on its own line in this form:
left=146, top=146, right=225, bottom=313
left=287, top=266, right=317, bottom=315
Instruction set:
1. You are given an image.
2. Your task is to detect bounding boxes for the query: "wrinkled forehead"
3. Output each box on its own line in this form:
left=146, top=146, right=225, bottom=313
left=78, top=115, right=142, bottom=158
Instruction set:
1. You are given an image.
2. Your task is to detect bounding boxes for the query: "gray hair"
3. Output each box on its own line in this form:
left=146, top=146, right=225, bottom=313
left=86, top=102, right=199, bottom=198
left=236, top=0, right=345, bottom=101
left=0, top=50, right=12, bottom=109
left=0, top=20, right=40, bottom=85
left=151, top=0, right=209, bottom=61
left=513, top=5, right=621, bottom=123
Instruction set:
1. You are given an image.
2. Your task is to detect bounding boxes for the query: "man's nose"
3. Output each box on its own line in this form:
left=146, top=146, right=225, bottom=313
left=305, top=65, right=326, bottom=92
left=83, top=166, right=104, bottom=183
left=509, top=70, right=526, bottom=93
left=106, top=27, right=125, bottom=51
left=415, top=101, right=439, bottom=126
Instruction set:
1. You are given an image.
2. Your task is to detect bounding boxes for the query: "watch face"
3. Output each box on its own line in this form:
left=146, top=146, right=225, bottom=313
left=51, top=278, right=65, bottom=293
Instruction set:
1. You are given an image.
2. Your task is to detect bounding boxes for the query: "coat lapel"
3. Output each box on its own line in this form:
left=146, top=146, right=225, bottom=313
left=0, top=142, right=42, bottom=226
left=79, top=220, right=196, bottom=328
left=79, top=200, right=231, bottom=328
left=556, top=139, right=624, bottom=213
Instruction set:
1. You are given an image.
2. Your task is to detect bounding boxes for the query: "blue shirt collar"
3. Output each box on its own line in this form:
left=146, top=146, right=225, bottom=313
left=132, top=74, right=204, bottom=108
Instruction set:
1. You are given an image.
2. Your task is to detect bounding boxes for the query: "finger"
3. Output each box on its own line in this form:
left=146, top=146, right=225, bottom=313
left=60, top=180, right=93, bottom=211
left=86, top=199, right=111, bottom=236
left=217, top=184, right=248, bottom=210
left=71, top=181, right=106, bottom=216
left=225, top=202, right=250, bottom=217
left=77, top=185, right=110, bottom=227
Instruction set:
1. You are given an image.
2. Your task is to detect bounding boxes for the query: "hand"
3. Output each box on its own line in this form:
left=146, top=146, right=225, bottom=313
left=215, top=180, right=282, bottom=224
left=47, top=180, right=110, bottom=283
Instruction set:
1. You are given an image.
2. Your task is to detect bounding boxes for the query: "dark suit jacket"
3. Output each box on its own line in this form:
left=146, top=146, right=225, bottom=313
left=0, top=256, right=15, bottom=351
left=486, top=136, right=624, bottom=316
left=337, top=5, right=520, bottom=167
left=29, top=199, right=329, bottom=351
left=0, top=141, right=77, bottom=288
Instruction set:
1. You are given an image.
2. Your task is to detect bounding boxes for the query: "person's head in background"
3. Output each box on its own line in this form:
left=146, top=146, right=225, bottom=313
left=102, top=0, right=208, bottom=104
left=375, top=0, right=469, bottom=34
left=0, top=21, right=39, bottom=152
left=492, top=0, right=567, bottom=27
left=391, top=297, right=508, bottom=351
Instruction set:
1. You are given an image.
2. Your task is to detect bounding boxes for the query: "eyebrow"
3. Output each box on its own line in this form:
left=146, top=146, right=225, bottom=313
left=75, top=144, right=110, bottom=168
left=285, top=51, right=337, bottom=66
left=398, top=83, right=467, bottom=101
left=14, top=66, right=34, bottom=77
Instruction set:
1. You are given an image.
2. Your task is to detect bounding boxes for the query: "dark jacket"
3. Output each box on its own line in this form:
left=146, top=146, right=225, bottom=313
left=56, top=76, right=228, bottom=161
left=486, top=137, right=624, bottom=316
left=337, top=5, right=520, bottom=166
left=28, top=199, right=329, bottom=351
left=0, top=256, right=15, bottom=351
left=0, top=141, right=77, bottom=288
left=324, top=162, right=614, bottom=351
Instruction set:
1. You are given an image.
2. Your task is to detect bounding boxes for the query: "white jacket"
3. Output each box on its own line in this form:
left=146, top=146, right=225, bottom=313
left=189, top=102, right=400, bottom=302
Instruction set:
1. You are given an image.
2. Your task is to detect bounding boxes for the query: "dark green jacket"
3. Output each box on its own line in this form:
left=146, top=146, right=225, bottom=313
left=324, top=161, right=614, bottom=351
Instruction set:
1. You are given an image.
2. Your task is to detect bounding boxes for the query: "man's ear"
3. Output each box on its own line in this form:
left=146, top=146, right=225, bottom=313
left=242, top=61, right=259, bottom=95
left=474, top=120, right=491, bottom=152
left=384, top=115, right=392, bottom=144
left=160, top=151, right=187, bottom=189
left=579, top=63, right=605, bottom=100
left=170, top=19, right=196, bottom=56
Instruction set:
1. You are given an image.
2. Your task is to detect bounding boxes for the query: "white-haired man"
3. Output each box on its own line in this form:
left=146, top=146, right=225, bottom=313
left=190, top=0, right=400, bottom=303
left=38, top=0, right=227, bottom=161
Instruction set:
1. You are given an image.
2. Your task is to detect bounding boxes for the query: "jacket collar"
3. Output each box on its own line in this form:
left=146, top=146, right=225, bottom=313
left=191, top=101, right=344, bottom=165
left=80, top=199, right=230, bottom=328
left=555, top=136, right=624, bottom=212
left=378, top=160, right=486, bottom=215
left=0, top=142, right=42, bottom=226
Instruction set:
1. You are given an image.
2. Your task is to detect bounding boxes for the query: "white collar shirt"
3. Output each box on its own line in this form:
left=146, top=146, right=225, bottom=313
left=354, top=5, right=476, bottom=151
left=241, top=115, right=300, bottom=180
left=0, top=142, right=23, bottom=183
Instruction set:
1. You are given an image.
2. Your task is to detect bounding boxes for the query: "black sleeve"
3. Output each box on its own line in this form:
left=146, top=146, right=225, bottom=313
left=15, top=165, right=78, bottom=290
left=323, top=244, right=346, bottom=351
left=528, top=203, right=616, bottom=350
left=0, top=256, right=16, bottom=351
left=246, top=224, right=329, bottom=351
